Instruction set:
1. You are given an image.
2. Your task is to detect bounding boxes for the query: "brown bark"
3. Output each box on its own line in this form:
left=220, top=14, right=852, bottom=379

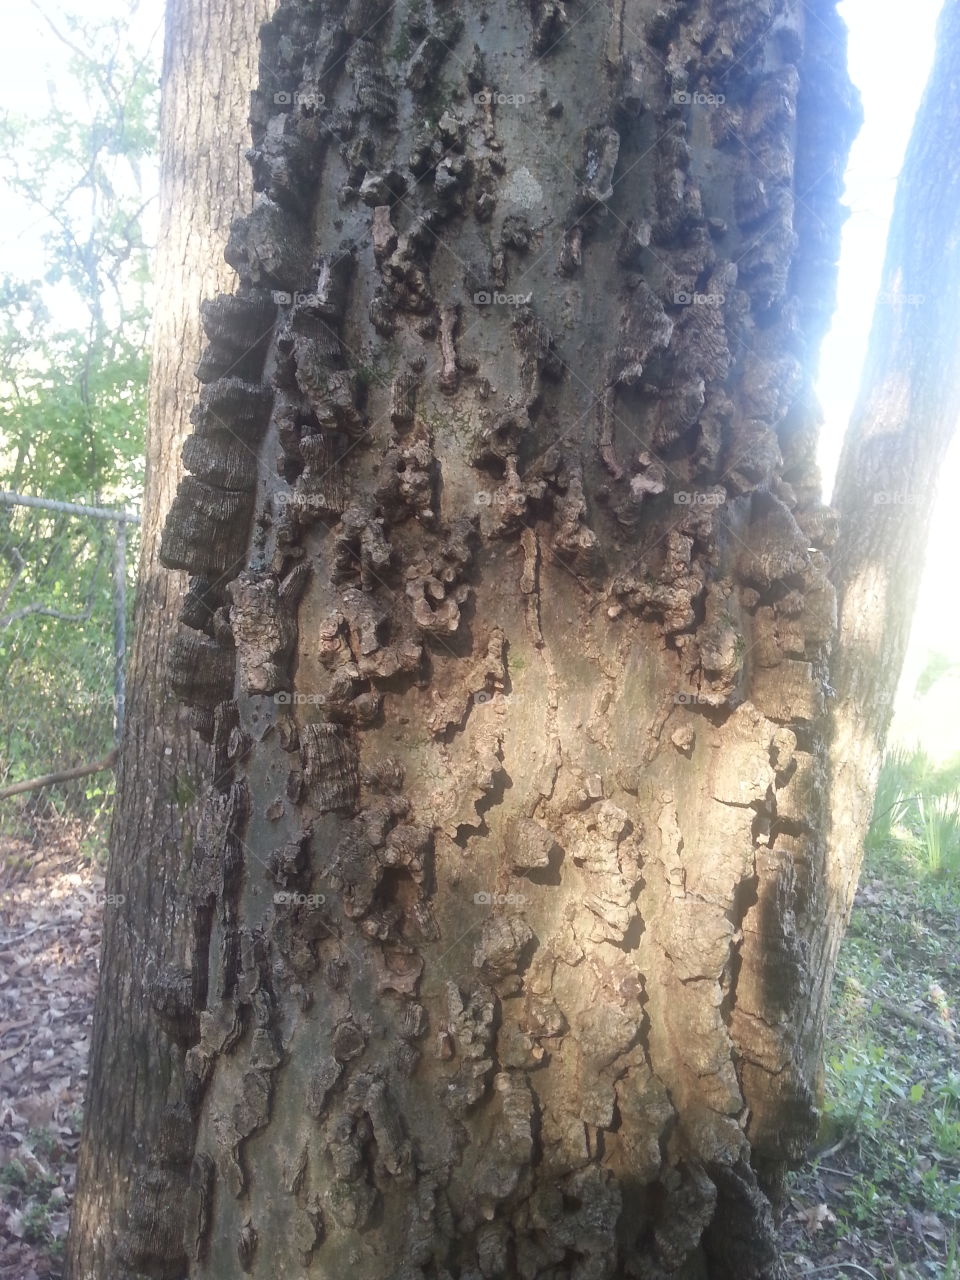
left=816, top=0, right=960, bottom=1076
left=66, top=1, right=273, bottom=1275
left=135, top=0, right=861, bottom=1275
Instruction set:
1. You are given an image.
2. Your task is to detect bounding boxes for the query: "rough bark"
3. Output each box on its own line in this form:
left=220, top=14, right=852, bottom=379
left=155, top=0, right=860, bottom=1276
left=67, top=1, right=273, bottom=1275
left=819, top=0, right=960, bottom=1058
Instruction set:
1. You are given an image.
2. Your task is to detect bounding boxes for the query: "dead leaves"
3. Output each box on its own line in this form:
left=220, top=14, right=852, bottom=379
left=0, top=837, right=102, bottom=1278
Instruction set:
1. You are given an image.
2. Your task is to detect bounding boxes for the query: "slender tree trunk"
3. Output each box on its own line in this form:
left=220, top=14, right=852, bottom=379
left=67, top=1, right=273, bottom=1275
left=818, top=0, right=960, bottom=1058
left=134, top=0, right=862, bottom=1274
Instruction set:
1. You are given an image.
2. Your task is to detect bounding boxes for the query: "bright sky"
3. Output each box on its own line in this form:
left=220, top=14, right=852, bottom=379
left=0, top=0, right=955, bottom=737
left=0, top=0, right=163, bottom=329
left=819, top=0, right=943, bottom=486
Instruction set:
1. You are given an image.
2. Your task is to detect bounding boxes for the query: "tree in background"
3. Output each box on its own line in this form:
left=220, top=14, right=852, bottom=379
left=825, top=0, right=960, bottom=1056
left=66, top=0, right=274, bottom=1275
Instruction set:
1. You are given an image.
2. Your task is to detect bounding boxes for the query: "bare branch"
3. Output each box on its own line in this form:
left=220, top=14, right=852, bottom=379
left=0, top=749, right=118, bottom=801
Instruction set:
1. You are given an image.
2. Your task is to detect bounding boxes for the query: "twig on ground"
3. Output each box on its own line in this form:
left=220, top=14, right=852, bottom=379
left=847, top=978, right=955, bottom=1044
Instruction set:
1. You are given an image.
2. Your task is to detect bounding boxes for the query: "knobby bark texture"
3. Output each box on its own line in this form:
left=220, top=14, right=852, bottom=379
left=151, top=0, right=858, bottom=1275
left=67, top=0, right=274, bottom=1275
left=821, top=0, right=960, bottom=1056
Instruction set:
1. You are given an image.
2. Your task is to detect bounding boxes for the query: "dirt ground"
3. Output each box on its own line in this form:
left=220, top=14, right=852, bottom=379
left=782, top=844, right=960, bottom=1278
left=0, top=834, right=100, bottom=1279
left=0, top=831, right=956, bottom=1279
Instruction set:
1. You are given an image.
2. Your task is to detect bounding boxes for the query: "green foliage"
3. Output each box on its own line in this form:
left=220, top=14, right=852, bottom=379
left=0, top=308, right=149, bottom=499
left=867, top=746, right=913, bottom=848
left=0, top=3, right=158, bottom=502
left=0, top=504, right=124, bottom=812
left=822, top=1039, right=915, bottom=1142
left=946, top=1233, right=960, bottom=1280
left=0, top=1158, right=55, bottom=1199
left=789, top=835, right=960, bottom=1274
left=0, top=3, right=157, bottom=837
left=916, top=648, right=960, bottom=696
left=916, top=792, right=960, bottom=876
left=21, top=1200, right=53, bottom=1244
left=867, top=744, right=960, bottom=876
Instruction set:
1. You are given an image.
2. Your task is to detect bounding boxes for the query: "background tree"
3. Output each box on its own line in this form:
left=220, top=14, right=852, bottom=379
left=66, top=0, right=273, bottom=1275
left=823, top=0, right=960, bottom=1041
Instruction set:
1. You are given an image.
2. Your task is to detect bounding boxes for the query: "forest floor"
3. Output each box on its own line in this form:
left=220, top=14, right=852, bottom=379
left=0, top=828, right=956, bottom=1279
left=0, top=830, right=100, bottom=1279
left=782, top=837, right=960, bottom=1278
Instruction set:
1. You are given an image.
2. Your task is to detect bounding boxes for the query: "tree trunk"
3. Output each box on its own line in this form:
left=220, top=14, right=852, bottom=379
left=67, top=1, right=273, bottom=1275
left=818, top=0, right=960, bottom=1060
left=157, top=0, right=861, bottom=1274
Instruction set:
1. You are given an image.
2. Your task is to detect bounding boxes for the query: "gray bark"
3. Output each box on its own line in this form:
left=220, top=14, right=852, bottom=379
left=67, top=0, right=273, bottom=1275
left=820, top=0, right=960, bottom=1065
left=117, top=0, right=863, bottom=1275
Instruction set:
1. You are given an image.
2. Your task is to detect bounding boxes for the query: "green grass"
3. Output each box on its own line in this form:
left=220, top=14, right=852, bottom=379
left=785, top=830, right=960, bottom=1277
left=917, top=791, right=960, bottom=875
left=868, top=745, right=960, bottom=875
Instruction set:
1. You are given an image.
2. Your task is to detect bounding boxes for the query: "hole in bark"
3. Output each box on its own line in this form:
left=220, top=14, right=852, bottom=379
left=193, top=901, right=214, bottom=1011
left=613, top=911, right=645, bottom=951
left=374, top=866, right=420, bottom=914
left=521, top=839, right=566, bottom=887
left=721, top=876, right=757, bottom=1023
left=773, top=755, right=798, bottom=788
left=790, top=723, right=817, bottom=755
left=769, top=815, right=810, bottom=841
left=729, top=873, right=759, bottom=927
left=423, top=609, right=476, bottom=661
left=473, top=765, right=513, bottom=830
left=750, top=808, right=770, bottom=845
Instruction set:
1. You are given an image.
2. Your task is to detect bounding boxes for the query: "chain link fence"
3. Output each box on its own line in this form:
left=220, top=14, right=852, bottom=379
left=0, top=492, right=139, bottom=849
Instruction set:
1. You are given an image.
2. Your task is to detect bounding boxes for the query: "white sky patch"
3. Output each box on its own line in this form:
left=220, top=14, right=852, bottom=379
left=0, top=0, right=163, bottom=330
